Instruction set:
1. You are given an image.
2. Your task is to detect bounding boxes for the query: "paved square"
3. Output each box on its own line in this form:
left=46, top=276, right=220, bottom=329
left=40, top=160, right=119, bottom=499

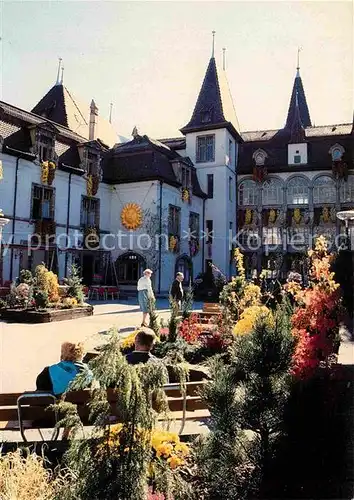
left=0, top=299, right=202, bottom=393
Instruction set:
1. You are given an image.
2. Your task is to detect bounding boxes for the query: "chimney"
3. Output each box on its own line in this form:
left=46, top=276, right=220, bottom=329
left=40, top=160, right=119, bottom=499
left=89, top=99, right=98, bottom=141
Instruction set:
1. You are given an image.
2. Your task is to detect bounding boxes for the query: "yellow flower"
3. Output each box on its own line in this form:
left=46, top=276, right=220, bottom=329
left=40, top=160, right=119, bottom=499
left=86, top=175, right=93, bottom=197
left=167, top=455, right=184, bottom=469
left=169, top=235, right=177, bottom=251
left=233, top=306, right=273, bottom=336
left=120, top=331, right=138, bottom=350
left=41, top=161, right=49, bottom=183
left=175, top=443, right=190, bottom=456
left=156, top=442, right=174, bottom=458
left=239, top=283, right=261, bottom=310
left=233, top=248, right=246, bottom=280
left=268, top=209, right=277, bottom=224
left=245, top=209, right=252, bottom=225
left=121, top=203, right=143, bottom=230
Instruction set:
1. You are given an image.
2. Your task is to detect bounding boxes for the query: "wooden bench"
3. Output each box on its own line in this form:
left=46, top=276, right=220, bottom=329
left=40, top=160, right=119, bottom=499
left=0, top=382, right=209, bottom=442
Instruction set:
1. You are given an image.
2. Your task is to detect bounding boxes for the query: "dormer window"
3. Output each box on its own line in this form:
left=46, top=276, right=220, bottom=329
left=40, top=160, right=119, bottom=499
left=201, top=110, right=212, bottom=123
left=329, top=143, right=345, bottom=162
left=181, top=165, right=192, bottom=189
left=35, top=131, right=55, bottom=162
left=253, top=148, right=267, bottom=166
left=288, top=143, right=308, bottom=165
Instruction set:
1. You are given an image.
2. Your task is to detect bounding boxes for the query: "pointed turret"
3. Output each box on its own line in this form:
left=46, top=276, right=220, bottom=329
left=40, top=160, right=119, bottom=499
left=180, top=56, right=241, bottom=139
left=285, top=66, right=311, bottom=129
left=289, top=91, right=306, bottom=143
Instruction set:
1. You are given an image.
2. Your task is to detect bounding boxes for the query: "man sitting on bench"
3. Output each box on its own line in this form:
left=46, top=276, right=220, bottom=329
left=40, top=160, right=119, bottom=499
left=125, top=328, right=158, bottom=365
left=36, top=341, right=93, bottom=396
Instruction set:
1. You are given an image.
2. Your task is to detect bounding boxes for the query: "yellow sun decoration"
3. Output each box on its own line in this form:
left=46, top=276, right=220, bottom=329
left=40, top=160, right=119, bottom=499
left=121, top=203, right=143, bottom=230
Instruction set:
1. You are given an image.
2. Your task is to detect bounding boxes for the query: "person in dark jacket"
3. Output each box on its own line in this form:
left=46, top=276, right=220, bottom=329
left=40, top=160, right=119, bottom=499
left=125, top=328, right=157, bottom=365
left=170, top=272, right=184, bottom=306
left=36, top=342, right=93, bottom=396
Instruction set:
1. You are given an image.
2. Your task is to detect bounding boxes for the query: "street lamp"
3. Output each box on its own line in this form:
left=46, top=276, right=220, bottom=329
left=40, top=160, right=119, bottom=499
left=336, top=210, right=354, bottom=251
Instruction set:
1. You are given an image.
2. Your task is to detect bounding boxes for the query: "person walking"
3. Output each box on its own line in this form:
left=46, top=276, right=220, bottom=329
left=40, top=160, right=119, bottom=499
left=170, top=272, right=184, bottom=307
left=137, top=268, right=154, bottom=326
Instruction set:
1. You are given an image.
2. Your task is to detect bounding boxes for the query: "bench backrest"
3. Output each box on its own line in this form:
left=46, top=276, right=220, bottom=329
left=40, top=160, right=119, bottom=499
left=0, top=381, right=207, bottom=429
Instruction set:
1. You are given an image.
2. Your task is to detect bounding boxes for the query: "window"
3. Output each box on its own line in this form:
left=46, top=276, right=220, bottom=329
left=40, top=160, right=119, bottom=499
left=197, top=135, right=215, bottom=163
left=37, top=134, right=54, bottom=162
left=116, top=252, right=146, bottom=284
left=294, top=150, right=301, bottom=164
left=168, top=205, right=181, bottom=237
left=313, top=176, right=336, bottom=204
left=181, top=166, right=191, bottom=189
left=239, top=229, right=260, bottom=249
left=262, top=227, right=282, bottom=246
left=228, top=139, right=233, bottom=166
left=340, top=175, right=354, bottom=203
left=206, top=220, right=213, bottom=243
left=201, top=111, right=212, bottom=123
left=229, top=176, right=233, bottom=201
left=239, top=180, right=258, bottom=206
left=81, top=196, right=100, bottom=227
left=288, top=227, right=309, bottom=248
left=31, top=184, right=54, bottom=220
left=207, top=174, right=214, bottom=198
left=262, top=179, right=283, bottom=205
left=189, top=212, right=200, bottom=239
left=87, top=151, right=99, bottom=175
left=175, top=256, right=193, bottom=284
left=287, top=177, right=309, bottom=205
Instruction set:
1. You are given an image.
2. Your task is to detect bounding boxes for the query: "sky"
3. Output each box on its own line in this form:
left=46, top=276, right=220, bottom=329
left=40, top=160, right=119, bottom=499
left=0, top=1, right=353, bottom=139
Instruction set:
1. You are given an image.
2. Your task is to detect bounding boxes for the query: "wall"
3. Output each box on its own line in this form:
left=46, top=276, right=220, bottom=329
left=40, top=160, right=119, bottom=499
left=184, top=128, right=238, bottom=278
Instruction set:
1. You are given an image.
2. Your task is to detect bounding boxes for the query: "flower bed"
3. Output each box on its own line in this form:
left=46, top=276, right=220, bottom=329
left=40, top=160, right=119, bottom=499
left=0, top=304, right=93, bottom=323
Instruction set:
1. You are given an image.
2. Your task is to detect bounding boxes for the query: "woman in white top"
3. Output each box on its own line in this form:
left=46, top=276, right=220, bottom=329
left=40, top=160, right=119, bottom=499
left=137, top=269, right=155, bottom=326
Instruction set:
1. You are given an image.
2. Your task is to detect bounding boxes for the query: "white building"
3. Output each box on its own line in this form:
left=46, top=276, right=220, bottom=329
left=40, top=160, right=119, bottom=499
left=0, top=53, right=239, bottom=293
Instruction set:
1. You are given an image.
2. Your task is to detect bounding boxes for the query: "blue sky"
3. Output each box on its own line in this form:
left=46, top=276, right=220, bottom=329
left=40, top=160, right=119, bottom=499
left=0, top=1, right=352, bottom=138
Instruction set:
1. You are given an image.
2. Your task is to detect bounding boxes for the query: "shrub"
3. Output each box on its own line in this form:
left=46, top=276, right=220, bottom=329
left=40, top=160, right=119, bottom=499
left=34, top=290, right=49, bottom=309
left=35, top=264, right=60, bottom=303
left=19, top=269, right=34, bottom=286
left=64, top=265, right=84, bottom=304
left=0, top=298, right=6, bottom=310
left=62, top=297, right=78, bottom=309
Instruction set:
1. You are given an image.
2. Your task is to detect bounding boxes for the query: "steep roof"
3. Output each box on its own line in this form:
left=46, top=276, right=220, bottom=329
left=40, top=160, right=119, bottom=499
left=285, top=70, right=312, bottom=129
left=102, top=134, right=206, bottom=197
left=180, top=57, right=241, bottom=140
left=31, top=84, right=120, bottom=148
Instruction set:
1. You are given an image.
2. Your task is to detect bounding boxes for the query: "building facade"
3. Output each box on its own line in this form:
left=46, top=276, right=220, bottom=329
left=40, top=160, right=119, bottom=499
left=0, top=56, right=352, bottom=290
left=237, top=68, right=354, bottom=279
left=0, top=54, right=240, bottom=292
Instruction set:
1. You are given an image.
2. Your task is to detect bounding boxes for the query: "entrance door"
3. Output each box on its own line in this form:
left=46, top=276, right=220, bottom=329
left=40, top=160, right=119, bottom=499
left=82, top=254, right=94, bottom=286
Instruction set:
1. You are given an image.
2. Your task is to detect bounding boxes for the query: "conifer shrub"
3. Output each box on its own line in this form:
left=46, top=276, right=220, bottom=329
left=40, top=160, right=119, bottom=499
left=52, top=328, right=192, bottom=500
left=63, top=264, right=84, bottom=304
left=196, top=303, right=295, bottom=498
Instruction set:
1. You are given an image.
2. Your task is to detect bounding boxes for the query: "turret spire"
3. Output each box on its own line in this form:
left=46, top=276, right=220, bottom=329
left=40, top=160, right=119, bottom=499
left=60, top=65, right=64, bottom=85
left=222, top=47, right=226, bottom=70
left=285, top=55, right=311, bottom=129
left=55, top=58, right=62, bottom=86
left=212, top=31, right=216, bottom=57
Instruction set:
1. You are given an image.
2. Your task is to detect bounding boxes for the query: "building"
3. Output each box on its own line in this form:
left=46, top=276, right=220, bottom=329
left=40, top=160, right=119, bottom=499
left=237, top=66, right=354, bottom=279
left=0, top=52, right=240, bottom=292
left=0, top=54, right=352, bottom=290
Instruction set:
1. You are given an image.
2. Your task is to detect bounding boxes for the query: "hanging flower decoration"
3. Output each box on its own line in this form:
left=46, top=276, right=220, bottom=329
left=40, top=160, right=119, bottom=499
left=253, top=166, right=267, bottom=183
left=293, top=208, right=302, bottom=225
left=268, top=209, right=277, bottom=224
left=92, top=174, right=100, bottom=196
left=0, top=160, right=3, bottom=181
left=245, top=209, right=253, bottom=225
left=169, top=235, right=179, bottom=253
left=86, top=174, right=93, bottom=197
left=41, top=161, right=56, bottom=185
left=321, top=207, right=330, bottom=224
left=181, top=188, right=190, bottom=203
left=332, top=161, right=348, bottom=181
left=121, top=203, right=143, bottom=230
left=189, top=238, right=199, bottom=257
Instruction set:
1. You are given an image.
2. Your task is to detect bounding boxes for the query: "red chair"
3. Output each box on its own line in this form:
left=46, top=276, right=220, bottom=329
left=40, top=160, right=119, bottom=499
left=98, top=287, right=107, bottom=300
left=107, top=287, right=119, bottom=300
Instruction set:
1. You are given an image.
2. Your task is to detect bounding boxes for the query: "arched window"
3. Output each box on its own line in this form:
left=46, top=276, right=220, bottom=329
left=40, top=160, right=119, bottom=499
left=287, top=177, right=309, bottom=205
left=313, top=176, right=336, bottom=204
left=340, top=175, right=354, bottom=203
left=116, top=252, right=146, bottom=284
left=262, top=179, right=283, bottom=205
left=175, top=255, right=193, bottom=285
left=238, top=180, right=258, bottom=206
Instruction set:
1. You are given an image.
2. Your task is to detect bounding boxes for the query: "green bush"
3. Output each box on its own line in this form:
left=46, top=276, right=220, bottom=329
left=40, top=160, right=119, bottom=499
left=64, top=264, right=84, bottom=304
left=34, top=290, right=49, bottom=309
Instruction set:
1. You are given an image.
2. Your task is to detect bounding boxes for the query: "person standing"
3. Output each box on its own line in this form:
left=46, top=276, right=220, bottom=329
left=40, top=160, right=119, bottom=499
left=170, top=272, right=184, bottom=307
left=137, top=269, right=154, bottom=326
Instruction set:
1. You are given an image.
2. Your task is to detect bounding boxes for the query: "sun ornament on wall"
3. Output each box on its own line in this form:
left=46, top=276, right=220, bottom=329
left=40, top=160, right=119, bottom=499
left=121, top=203, right=143, bottom=230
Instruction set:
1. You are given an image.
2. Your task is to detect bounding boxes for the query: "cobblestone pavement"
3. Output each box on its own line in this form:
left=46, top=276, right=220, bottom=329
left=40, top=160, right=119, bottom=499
left=0, top=299, right=202, bottom=393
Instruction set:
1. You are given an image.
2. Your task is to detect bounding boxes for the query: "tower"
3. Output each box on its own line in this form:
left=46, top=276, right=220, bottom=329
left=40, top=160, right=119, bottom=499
left=180, top=36, right=242, bottom=277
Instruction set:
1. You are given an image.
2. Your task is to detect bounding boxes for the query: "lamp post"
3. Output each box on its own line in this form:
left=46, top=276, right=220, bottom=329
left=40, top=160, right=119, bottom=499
left=336, top=210, right=354, bottom=251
